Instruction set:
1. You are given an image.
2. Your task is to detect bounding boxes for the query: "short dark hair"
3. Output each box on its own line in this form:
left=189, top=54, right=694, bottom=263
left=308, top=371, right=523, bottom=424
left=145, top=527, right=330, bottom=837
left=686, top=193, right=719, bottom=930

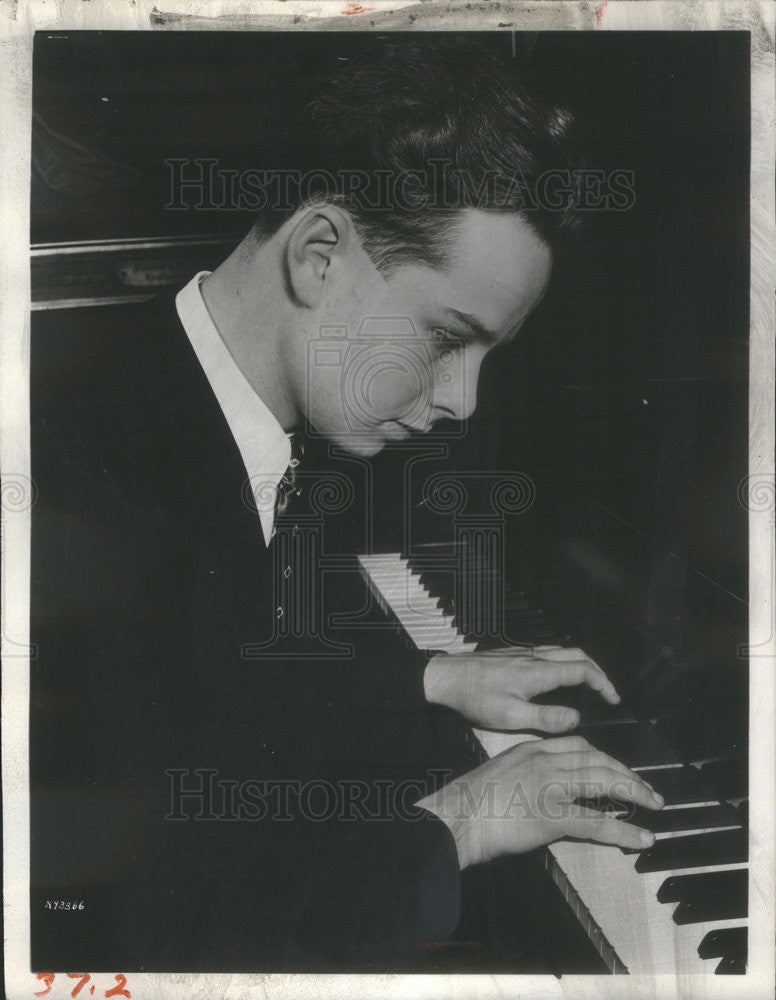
left=252, top=36, right=584, bottom=271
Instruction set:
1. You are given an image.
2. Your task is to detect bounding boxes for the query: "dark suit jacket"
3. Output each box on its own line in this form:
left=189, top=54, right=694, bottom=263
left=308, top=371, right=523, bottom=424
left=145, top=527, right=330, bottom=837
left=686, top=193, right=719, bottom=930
left=30, top=289, right=477, bottom=972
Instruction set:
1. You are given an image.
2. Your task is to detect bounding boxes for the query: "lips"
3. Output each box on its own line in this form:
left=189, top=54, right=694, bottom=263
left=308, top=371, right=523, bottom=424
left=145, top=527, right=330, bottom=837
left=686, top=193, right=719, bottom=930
left=396, top=420, right=432, bottom=435
left=382, top=422, right=411, bottom=441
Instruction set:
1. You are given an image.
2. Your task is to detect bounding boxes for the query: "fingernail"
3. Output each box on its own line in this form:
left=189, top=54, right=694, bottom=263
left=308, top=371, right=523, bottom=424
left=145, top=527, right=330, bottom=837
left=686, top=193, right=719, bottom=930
left=644, top=782, right=663, bottom=804
left=563, top=710, right=579, bottom=728
left=639, top=830, right=655, bottom=847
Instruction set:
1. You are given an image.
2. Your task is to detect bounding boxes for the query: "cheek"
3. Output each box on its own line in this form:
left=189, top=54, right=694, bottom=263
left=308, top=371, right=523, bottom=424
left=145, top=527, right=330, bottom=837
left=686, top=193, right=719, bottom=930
left=356, top=355, right=432, bottom=418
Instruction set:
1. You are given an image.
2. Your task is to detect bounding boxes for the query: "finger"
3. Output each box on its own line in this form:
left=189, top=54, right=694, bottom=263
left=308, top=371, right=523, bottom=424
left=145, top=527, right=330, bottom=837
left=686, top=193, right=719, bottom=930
left=553, top=749, right=642, bottom=781
left=532, top=646, right=615, bottom=686
left=514, top=700, right=580, bottom=733
left=558, top=752, right=664, bottom=804
left=540, top=735, right=593, bottom=754
left=498, top=735, right=545, bottom=764
left=533, top=659, right=620, bottom=705
left=564, top=805, right=655, bottom=850
left=569, top=767, right=664, bottom=811
left=474, top=645, right=537, bottom=657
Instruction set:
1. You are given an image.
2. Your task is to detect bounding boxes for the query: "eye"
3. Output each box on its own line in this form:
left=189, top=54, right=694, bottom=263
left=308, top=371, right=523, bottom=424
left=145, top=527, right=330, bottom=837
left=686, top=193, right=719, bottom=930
left=431, top=327, right=464, bottom=352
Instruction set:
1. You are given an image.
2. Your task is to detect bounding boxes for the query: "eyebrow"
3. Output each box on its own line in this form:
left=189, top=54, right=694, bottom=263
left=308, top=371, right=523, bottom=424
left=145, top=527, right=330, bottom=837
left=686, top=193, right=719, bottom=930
left=440, top=307, right=511, bottom=347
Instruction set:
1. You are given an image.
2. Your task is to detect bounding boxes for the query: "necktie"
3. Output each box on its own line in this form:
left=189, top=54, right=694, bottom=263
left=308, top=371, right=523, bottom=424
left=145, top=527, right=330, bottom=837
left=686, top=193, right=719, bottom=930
left=274, top=433, right=305, bottom=519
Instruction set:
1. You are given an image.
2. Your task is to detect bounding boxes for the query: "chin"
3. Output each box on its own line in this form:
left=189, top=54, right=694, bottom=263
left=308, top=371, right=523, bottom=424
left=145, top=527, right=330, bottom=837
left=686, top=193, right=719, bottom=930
left=330, top=433, right=386, bottom=458
left=347, top=440, right=386, bottom=458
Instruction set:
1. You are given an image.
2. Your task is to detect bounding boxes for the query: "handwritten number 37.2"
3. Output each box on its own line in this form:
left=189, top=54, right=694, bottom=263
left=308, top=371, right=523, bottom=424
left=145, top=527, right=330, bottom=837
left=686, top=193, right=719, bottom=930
left=33, top=973, right=131, bottom=998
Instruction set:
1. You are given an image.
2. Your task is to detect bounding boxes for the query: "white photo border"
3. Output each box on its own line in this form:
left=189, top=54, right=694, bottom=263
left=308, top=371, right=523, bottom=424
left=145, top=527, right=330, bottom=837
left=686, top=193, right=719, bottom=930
left=2, top=2, right=773, bottom=998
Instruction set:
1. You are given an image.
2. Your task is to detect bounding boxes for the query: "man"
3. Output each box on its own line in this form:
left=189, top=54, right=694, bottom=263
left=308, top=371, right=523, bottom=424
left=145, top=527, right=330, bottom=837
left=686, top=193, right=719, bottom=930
left=30, top=36, right=662, bottom=973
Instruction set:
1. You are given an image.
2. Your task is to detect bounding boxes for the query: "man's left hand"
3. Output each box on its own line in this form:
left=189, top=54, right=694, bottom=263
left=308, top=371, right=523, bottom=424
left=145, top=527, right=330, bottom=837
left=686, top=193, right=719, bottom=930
left=423, top=645, right=620, bottom=732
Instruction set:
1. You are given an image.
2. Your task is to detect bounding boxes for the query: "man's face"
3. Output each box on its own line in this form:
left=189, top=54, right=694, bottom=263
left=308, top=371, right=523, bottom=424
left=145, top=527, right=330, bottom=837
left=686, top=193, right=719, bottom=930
left=302, top=209, right=552, bottom=456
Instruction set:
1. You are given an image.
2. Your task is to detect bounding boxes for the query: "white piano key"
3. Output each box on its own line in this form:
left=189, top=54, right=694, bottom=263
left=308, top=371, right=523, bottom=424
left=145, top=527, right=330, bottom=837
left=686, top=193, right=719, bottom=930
left=359, top=554, right=475, bottom=651
left=358, top=551, right=749, bottom=976
left=653, top=825, right=741, bottom=841
left=548, top=837, right=747, bottom=975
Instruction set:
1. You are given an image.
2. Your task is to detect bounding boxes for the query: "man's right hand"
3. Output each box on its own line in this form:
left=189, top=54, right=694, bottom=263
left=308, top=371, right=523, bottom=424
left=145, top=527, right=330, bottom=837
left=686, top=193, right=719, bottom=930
left=416, top=735, right=664, bottom=870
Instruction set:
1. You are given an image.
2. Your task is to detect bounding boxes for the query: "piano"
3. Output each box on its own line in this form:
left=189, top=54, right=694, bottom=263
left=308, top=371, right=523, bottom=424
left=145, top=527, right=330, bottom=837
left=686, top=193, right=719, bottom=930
left=358, top=544, right=749, bottom=976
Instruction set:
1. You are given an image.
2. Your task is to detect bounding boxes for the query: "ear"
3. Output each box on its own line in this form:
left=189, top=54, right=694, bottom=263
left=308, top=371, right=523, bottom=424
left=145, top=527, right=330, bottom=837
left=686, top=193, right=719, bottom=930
left=285, top=205, right=352, bottom=308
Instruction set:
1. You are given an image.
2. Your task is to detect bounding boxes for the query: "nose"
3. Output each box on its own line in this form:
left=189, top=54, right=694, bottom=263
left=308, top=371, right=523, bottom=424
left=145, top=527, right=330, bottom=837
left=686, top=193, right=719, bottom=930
left=432, top=346, right=482, bottom=422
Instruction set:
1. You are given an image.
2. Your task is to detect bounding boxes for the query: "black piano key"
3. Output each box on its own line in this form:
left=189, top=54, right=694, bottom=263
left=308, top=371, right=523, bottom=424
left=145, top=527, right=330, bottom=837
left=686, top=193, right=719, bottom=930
left=418, top=570, right=456, bottom=599
left=577, top=720, right=678, bottom=768
left=635, top=828, right=748, bottom=873
left=655, top=710, right=746, bottom=763
left=532, top=683, right=632, bottom=725
left=581, top=768, right=712, bottom=814
left=471, top=628, right=563, bottom=651
left=436, top=594, right=456, bottom=614
left=698, top=926, right=747, bottom=961
left=414, top=550, right=554, bottom=645
left=456, top=609, right=547, bottom=632
left=405, top=542, right=458, bottom=563
left=716, top=954, right=747, bottom=974
left=657, top=867, right=748, bottom=904
left=419, top=570, right=533, bottom=609
left=640, top=766, right=717, bottom=806
left=673, top=891, right=748, bottom=925
left=474, top=635, right=567, bottom=652
left=619, top=803, right=740, bottom=835
left=420, top=567, right=501, bottom=593
left=698, top=758, right=748, bottom=801
left=461, top=612, right=556, bottom=645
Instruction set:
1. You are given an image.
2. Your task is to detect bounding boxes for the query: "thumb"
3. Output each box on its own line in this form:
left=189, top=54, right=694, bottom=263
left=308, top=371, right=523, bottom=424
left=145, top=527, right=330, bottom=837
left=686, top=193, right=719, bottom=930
left=521, top=702, right=580, bottom=733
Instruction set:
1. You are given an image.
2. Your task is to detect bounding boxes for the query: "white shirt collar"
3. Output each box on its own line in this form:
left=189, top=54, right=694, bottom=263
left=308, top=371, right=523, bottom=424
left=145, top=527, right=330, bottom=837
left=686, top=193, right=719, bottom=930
left=175, top=270, right=291, bottom=546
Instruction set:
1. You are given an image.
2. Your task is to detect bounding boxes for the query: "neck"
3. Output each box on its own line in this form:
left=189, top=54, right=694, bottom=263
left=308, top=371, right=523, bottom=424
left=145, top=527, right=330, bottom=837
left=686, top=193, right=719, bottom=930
left=199, top=239, right=300, bottom=432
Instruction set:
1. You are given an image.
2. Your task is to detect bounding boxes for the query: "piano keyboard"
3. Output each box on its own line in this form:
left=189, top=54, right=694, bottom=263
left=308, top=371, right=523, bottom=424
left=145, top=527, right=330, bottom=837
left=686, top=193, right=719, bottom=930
left=358, top=551, right=479, bottom=654
left=358, top=550, right=749, bottom=976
